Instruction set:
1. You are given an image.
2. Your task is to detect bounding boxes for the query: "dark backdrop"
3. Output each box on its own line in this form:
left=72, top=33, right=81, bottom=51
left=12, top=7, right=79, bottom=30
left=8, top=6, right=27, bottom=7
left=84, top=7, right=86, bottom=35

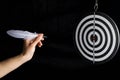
left=0, top=0, right=120, bottom=79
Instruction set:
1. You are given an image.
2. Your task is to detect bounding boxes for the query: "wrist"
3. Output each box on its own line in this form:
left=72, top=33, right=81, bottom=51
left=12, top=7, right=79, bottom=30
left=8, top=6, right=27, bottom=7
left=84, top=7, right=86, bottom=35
left=19, top=53, right=31, bottom=63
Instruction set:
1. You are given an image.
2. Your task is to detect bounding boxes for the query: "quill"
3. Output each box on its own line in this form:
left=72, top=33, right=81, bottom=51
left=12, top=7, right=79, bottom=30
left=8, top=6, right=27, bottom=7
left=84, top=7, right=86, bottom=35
left=7, top=30, right=47, bottom=40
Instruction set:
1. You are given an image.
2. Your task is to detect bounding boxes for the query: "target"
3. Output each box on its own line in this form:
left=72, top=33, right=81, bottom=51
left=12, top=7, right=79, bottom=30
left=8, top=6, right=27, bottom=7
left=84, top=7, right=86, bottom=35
left=75, top=12, right=120, bottom=63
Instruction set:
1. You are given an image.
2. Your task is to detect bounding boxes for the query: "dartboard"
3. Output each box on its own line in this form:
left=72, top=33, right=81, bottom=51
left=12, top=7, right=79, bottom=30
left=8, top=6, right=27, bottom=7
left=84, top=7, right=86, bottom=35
left=75, top=12, right=120, bottom=63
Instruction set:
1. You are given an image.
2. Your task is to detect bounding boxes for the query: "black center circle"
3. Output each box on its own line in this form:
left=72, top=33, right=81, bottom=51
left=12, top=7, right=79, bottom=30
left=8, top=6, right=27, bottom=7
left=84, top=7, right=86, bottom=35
left=90, top=34, right=98, bottom=42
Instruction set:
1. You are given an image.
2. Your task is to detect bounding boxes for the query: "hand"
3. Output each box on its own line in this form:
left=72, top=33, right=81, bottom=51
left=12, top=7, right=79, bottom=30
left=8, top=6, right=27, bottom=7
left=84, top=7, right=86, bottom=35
left=21, top=34, right=44, bottom=61
left=0, top=34, right=44, bottom=78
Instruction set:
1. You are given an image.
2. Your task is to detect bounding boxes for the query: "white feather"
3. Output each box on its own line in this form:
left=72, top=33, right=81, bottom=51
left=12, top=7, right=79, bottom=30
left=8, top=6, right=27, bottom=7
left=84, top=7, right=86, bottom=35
left=7, top=30, right=38, bottom=40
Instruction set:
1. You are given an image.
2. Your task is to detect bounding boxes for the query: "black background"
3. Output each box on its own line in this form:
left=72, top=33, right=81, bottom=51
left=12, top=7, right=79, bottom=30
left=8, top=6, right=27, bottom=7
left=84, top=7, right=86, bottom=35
left=0, top=0, right=120, bottom=79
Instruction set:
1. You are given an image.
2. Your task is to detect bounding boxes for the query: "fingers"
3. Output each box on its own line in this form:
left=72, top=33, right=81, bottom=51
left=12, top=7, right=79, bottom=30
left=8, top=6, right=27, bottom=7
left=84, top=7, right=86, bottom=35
left=37, top=41, right=43, bottom=47
left=41, top=37, right=44, bottom=41
left=31, top=34, right=44, bottom=47
left=24, top=33, right=44, bottom=48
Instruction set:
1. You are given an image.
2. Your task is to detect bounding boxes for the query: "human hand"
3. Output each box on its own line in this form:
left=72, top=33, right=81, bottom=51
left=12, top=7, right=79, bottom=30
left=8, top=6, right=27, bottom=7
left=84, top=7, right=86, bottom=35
left=21, top=34, right=44, bottom=61
left=0, top=33, right=44, bottom=78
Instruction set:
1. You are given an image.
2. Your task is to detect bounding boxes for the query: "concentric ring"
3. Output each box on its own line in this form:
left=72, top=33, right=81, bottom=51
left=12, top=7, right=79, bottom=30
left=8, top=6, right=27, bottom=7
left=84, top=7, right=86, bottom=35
left=75, top=12, right=119, bottom=63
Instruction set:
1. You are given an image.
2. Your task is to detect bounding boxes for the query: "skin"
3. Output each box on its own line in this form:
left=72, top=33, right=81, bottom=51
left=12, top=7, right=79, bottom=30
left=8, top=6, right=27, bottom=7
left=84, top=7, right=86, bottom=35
left=0, top=34, right=44, bottom=78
